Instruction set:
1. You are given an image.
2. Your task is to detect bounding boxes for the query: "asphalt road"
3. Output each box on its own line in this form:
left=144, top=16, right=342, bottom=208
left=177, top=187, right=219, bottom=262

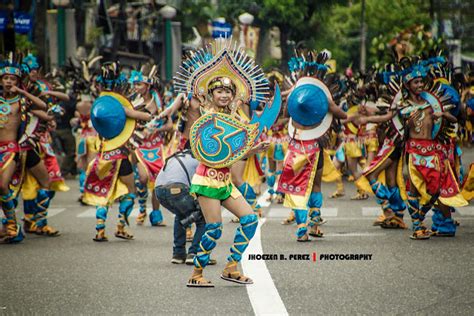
left=1, top=150, right=473, bottom=315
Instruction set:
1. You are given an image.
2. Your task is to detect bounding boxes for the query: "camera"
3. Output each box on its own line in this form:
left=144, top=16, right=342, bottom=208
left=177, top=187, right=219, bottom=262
left=180, top=207, right=204, bottom=227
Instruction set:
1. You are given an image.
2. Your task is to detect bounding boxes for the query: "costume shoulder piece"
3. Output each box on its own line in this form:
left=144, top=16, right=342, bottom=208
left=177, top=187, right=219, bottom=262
left=178, top=38, right=281, bottom=168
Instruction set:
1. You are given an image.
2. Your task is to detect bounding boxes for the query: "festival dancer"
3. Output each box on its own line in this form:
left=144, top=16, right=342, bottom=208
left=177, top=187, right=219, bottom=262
left=397, top=56, right=468, bottom=239
left=277, top=50, right=347, bottom=242
left=0, top=53, right=47, bottom=243
left=20, top=54, right=70, bottom=236
left=169, top=39, right=279, bottom=287
left=265, top=71, right=289, bottom=206
left=83, top=62, right=152, bottom=241
left=129, top=66, right=171, bottom=226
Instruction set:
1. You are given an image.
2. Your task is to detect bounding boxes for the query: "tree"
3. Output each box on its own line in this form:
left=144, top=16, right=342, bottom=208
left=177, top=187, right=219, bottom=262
left=313, top=0, right=431, bottom=70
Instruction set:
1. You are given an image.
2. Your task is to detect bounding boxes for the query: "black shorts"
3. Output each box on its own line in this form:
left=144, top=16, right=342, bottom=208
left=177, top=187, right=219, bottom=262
left=118, top=158, right=133, bottom=176
left=25, top=149, right=41, bottom=169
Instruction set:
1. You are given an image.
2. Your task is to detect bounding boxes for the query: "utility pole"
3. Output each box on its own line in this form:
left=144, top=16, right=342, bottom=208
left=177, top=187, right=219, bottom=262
left=359, top=0, right=366, bottom=73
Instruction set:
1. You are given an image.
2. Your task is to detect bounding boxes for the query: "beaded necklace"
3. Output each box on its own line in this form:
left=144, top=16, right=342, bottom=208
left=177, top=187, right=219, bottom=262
left=0, top=95, right=20, bottom=128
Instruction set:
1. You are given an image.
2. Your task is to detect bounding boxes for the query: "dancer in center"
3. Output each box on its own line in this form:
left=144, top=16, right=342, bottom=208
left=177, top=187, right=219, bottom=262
left=171, top=39, right=280, bottom=287
left=277, top=50, right=347, bottom=242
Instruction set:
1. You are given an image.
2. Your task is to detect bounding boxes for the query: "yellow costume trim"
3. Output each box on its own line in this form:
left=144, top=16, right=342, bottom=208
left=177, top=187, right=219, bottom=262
left=22, top=171, right=70, bottom=200
left=243, top=154, right=262, bottom=189
left=344, top=140, right=362, bottom=158
left=462, top=164, right=474, bottom=201
left=408, top=156, right=467, bottom=207
left=82, top=159, right=129, bottom=206
left=283, top=152, right=320, bottom=209
left=322, top=150, right=341, bottom=183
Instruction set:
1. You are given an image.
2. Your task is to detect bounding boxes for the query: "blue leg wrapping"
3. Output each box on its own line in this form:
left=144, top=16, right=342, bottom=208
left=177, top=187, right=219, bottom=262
left=135, top=181, right=148, bottom=214
left=149, top=209, right=164, bottom=225
left=274, top=144, right=284, bottom=161
left=407, top=194, right=425, bottom=232
left=79, top=169, right=86, bottom=194
left=228, top=214, right=258, bottom=263
left=267, top=172, right=276, bottom=195
left=294, top=209, right=308, bottom=238
left=1, top=190, right=23, bottom=243
left=388, top=187, right=406, bottom=217
left=118, top=193, right=136, bottom=226
left=35, top=189, right=55, bottom=228
left=238, top=183, right=259, bottom=211
left=95, top=206, right=108, bottom=231
left=308, top=192, right=323, bottom=227
left=431, top=208, right=456, bottom=236
left=194, top=222, right=223, bottom=269
left=369, top=179, right=392, bottom=201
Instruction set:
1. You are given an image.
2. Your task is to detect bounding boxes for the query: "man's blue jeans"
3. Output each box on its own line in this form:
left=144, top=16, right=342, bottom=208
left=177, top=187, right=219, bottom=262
left=155, top=183, right=205, bottom=258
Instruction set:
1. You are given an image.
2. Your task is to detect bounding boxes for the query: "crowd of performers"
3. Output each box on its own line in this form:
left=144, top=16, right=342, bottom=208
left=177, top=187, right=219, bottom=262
left=1, top=41, right=474, bottom=288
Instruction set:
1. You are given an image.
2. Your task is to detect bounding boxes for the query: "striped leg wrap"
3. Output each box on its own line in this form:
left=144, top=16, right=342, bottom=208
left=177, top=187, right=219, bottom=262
left=135, top=180, right=148, bottom=215
left=95, top=206, right=108, bottom=231
left=118, top=193, right=135, bottom=227
left=388, top=187, right=406, bottom=218
left=308, top=192, right=323, bottom=227
left=267, top=171, right=276, bottom=195
left=194, top=222, right=223, bottom=269
left=237, top=183, right=259, bottom=211
left=79, top=169, right=86, bottom=194
left=35, top=189, right=55, bottom=229
left=294, top=209, right=308, bottom=238
left=228, top=214, right=258, bottom=263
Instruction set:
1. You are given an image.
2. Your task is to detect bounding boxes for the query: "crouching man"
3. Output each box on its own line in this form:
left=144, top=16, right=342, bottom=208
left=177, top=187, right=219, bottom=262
left=154, top=149, right=216, bottom=265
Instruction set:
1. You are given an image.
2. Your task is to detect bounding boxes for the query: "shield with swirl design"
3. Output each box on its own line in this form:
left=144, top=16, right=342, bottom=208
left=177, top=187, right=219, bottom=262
left=190, top=113, right=259, bottom=168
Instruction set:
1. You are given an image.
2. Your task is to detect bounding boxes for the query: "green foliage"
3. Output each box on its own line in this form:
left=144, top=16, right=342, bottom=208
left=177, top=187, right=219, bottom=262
left=15, top=34, right=37, bottom=54
left=313, top=0, right=431, bottom=69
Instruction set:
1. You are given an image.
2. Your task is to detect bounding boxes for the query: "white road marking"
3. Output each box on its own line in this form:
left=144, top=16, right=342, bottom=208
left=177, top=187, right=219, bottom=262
left=242, top=218, right=288, bottom=316
left=257, top=192, right=271, bottom=208
left=362, top=207, right=381, bottom=217
left=48, top=208, right=66, bottom=217
left=325, top=232, right=387, bottom=237
left=267, top=207, right=338, bottom=218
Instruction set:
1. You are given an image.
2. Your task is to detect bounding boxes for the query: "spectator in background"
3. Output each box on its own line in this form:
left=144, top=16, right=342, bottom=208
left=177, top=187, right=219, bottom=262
left=54, top=92, right=77, bottom=177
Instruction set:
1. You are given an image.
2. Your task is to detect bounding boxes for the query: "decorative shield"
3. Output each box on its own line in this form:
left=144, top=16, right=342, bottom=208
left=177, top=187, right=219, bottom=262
left=390, top=90, right=404, bottom=138
left=190, top=113, right=259, bottom=168
left=91, top=91, right=136, bottom=152
left=419, top=91, right=443, bottom=139
left=286, top=77, right=334, bottom=140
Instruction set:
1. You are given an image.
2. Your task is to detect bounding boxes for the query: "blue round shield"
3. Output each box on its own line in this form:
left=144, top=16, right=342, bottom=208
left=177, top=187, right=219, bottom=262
left=91, top=95, right=126, bottom=139
left=287, top=83, right=329, bottom=126
left=441, top=83, right=460, bottom=116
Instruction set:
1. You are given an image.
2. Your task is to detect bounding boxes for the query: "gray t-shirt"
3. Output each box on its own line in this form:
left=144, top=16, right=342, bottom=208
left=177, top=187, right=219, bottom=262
left=155, top=151, right=199, bottom=187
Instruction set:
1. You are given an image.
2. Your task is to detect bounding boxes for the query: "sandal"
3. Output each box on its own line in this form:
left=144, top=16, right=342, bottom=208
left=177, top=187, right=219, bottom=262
left=410, top=229, right=431, bottom=240
left=330, top=190, right=345, bottom=198
left=93, top=230, right=108, bottom=242
left=23, top=220, right=37, bottom=234
left=187, top=270, right=214, bottom=288
left=373, top=214, right=386, bottom=226
left=115, top=227, right=134, bottom=240
left=297, top=233, right=311, bottom=242
left=275, top=194, right=284, bottom=204
left=136, top=212, right=147, bottom=226
left=281, top=213, right=295, bottom=225
left=221, top=262, right=253, bottom=285
left=308, top=226, right=324, bottom=238
left=36, top=225, right=60, bottom=237
left=380, top=216, right=407, bottom=229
